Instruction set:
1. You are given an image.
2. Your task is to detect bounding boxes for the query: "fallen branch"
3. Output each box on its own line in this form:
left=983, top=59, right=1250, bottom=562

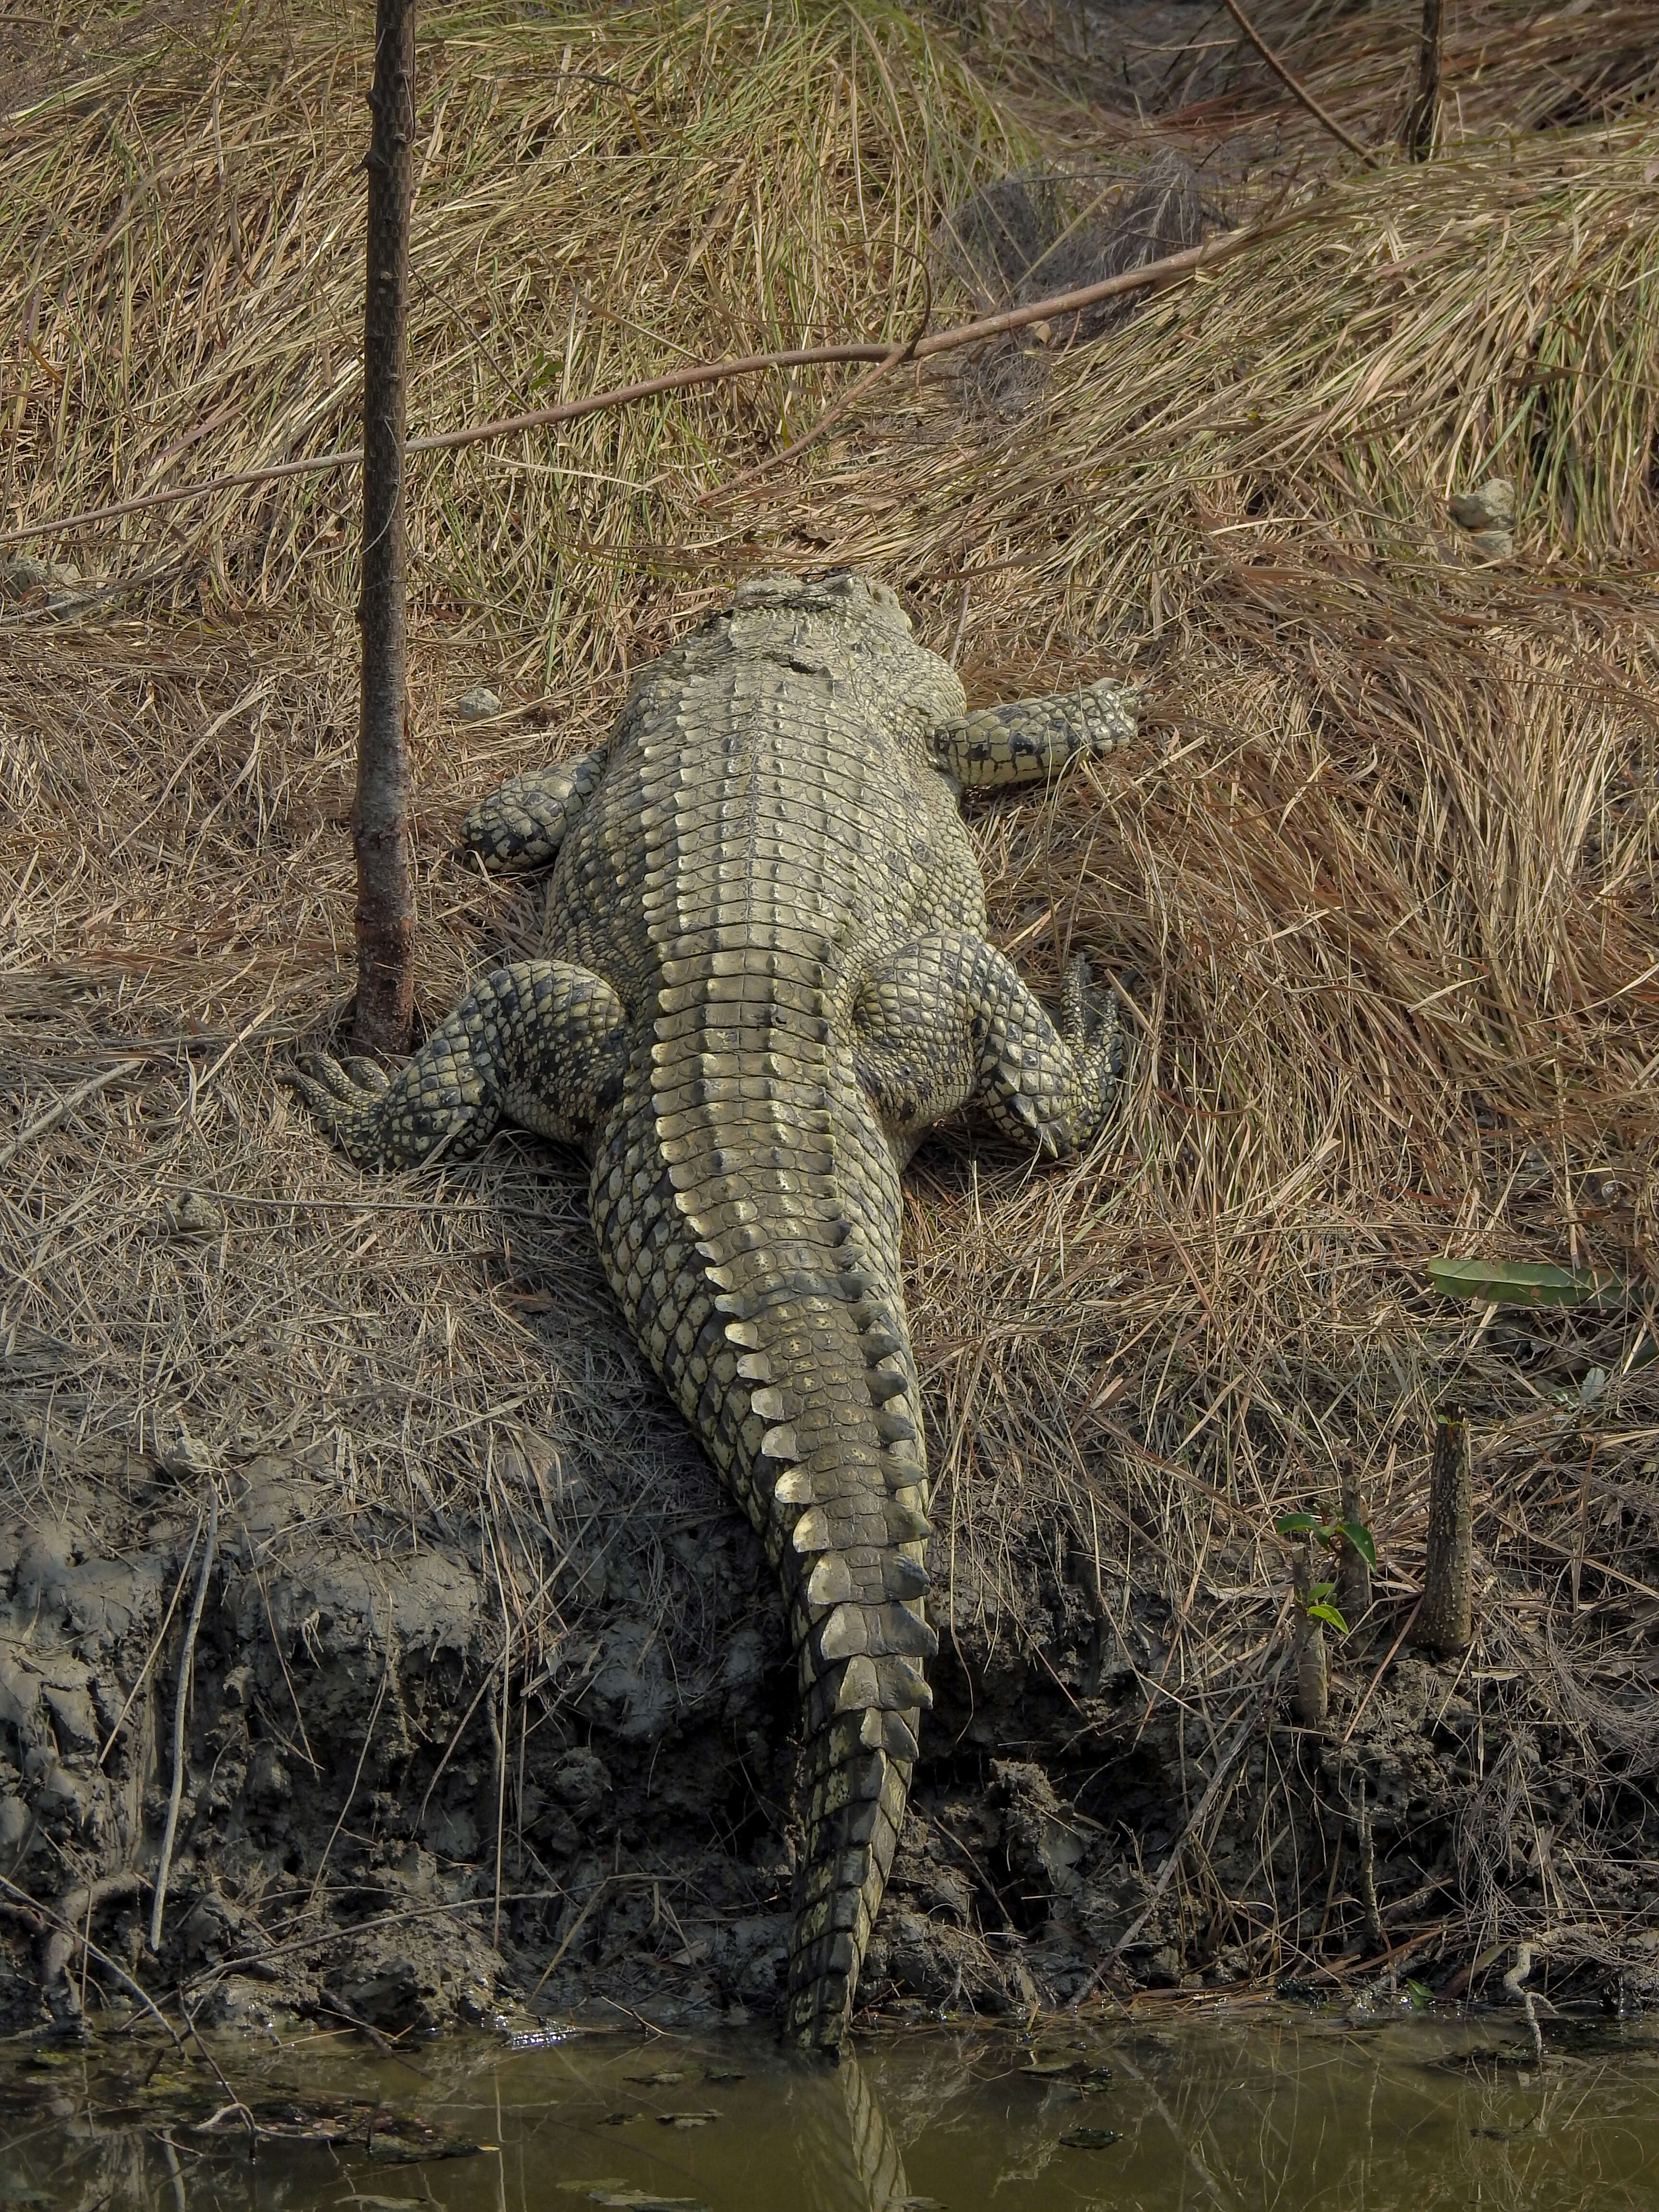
left=0, top=214, right=1302, bottom=553
left=41, top=1871, right=147, bottom=2012
left=1218, top=0, right=1381, bottom=168
left=699, top=257, right=934, bottom=504
left=1503, top=1942, right=1551, bottom=2062
left=182, top=1996, right=259, bottom=2160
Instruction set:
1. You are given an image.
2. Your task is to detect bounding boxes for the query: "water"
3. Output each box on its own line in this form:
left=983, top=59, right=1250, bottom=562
left=4, top=2008, right=1657, bottom=2211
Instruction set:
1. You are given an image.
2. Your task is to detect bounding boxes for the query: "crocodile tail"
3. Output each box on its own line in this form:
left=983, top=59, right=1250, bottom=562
left=784, top=1703, right=919, bottom=2050
left=769, top=1278, right=936, bottom=2053
left=593, top=1070, right=936, bottom=2051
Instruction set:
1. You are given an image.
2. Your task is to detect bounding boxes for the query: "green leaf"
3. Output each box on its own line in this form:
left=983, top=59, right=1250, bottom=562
left=1307, top=1602, right=1349, bottom=1634
left=1308, top=1580, right=1337, bottom=1603
left=1335, top=1519, right=1377, bottom=1568
left=1427, top=1257, right=1627, bottom=1310
left=1275, top=1512, right=1323, bottom=1536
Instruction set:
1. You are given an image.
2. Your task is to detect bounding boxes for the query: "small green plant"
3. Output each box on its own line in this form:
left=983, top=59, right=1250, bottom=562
left=1276, top=1512, right=1377, bottom=1635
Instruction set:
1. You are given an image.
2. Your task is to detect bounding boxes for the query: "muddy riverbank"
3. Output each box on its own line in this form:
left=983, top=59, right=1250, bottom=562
left=4, top=1411, right=1655, bottom=2041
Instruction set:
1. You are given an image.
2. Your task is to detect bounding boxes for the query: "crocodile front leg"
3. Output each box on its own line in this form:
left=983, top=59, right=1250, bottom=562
left=929, top=675, right=1139, bottom=789
left=854, top=932, right=1121, bottom=1156
left=286, top=959, right=628, bottom=1166
left=459, top=746, right=608, bottom=874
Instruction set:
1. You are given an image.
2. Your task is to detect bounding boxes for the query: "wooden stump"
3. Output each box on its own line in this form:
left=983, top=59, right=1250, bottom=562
left=1412, top=1404, right=1473, bottom=1655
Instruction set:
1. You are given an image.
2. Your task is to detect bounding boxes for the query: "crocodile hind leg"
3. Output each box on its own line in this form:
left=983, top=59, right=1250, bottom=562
left=285, top=959, right=628, bottom=1167
left=459, top=745, right=608, bottom=874
left=928, top=675, right=1139, bottom=789
left=853, top=930, right=1122, bottom=1157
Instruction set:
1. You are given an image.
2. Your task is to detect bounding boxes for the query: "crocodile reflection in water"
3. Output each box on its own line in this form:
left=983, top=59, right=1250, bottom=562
left=797, top=2047, right=912, bottom=2212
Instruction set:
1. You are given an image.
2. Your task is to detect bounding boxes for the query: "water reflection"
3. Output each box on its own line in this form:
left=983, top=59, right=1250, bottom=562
left=799, top=2053, right=910, bottom=2212
left=1, top=2010, right=1656, bottom=2210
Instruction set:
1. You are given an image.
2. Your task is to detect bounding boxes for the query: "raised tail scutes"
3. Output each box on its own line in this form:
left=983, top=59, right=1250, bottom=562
left=764, top=1268, right=938, bottom=2053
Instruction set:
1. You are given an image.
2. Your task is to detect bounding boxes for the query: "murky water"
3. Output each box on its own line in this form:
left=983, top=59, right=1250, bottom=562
left=4, top=2008, right=1656, bottom=2211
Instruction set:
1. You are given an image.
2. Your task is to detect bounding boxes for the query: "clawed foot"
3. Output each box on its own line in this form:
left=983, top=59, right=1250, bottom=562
left=281, top=1051, right=402, bottom=1167
left=283, top=1018, right=496, bottom=1170
left=1078, top=677, right=1142, bottom=760
left=1060, top=956, right=1125, bottom=1143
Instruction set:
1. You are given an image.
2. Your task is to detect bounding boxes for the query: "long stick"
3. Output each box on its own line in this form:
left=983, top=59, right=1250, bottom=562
left=353, top=0, right=417, bottom=1054
left=1218, top=0, right=1380, bottom=168
left=149, top=1487, right=217, bottom=1954
left=0, top=1059, right=142, bottom=1174
left=0, top=217, right=1298, bottom=553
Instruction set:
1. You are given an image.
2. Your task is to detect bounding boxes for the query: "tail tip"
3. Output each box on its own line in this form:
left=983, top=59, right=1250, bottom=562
left=783, top=1970, right=855, bottom=2057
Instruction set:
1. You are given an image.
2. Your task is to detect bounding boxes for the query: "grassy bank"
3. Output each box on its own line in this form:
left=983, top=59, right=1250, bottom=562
left=1, top=0, right=1656, bottom=2014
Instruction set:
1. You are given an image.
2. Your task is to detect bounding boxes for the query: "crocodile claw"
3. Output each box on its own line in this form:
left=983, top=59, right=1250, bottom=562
left=280, top=1051, right=395, bottom=1163
left=283, top=1049, right=361, bottom=1107
left=1061, top=954, right=1120, bottom=1055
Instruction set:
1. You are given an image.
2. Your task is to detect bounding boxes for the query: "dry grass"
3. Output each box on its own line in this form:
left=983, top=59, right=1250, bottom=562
left=2, top=0, right=1657, bottom=1992
left=992, top=0, right=1659, bottom=149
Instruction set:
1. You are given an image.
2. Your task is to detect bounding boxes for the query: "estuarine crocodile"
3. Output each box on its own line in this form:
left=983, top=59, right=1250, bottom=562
left=288, top=572, right=1136, bottom=2050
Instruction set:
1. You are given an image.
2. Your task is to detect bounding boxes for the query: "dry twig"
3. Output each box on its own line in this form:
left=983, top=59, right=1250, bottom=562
left=149, top=1486, right=218, bottom=1954
left=1217, top=0, right=1381, bottom=167
left=0, top=224, right=1292, bottom=554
